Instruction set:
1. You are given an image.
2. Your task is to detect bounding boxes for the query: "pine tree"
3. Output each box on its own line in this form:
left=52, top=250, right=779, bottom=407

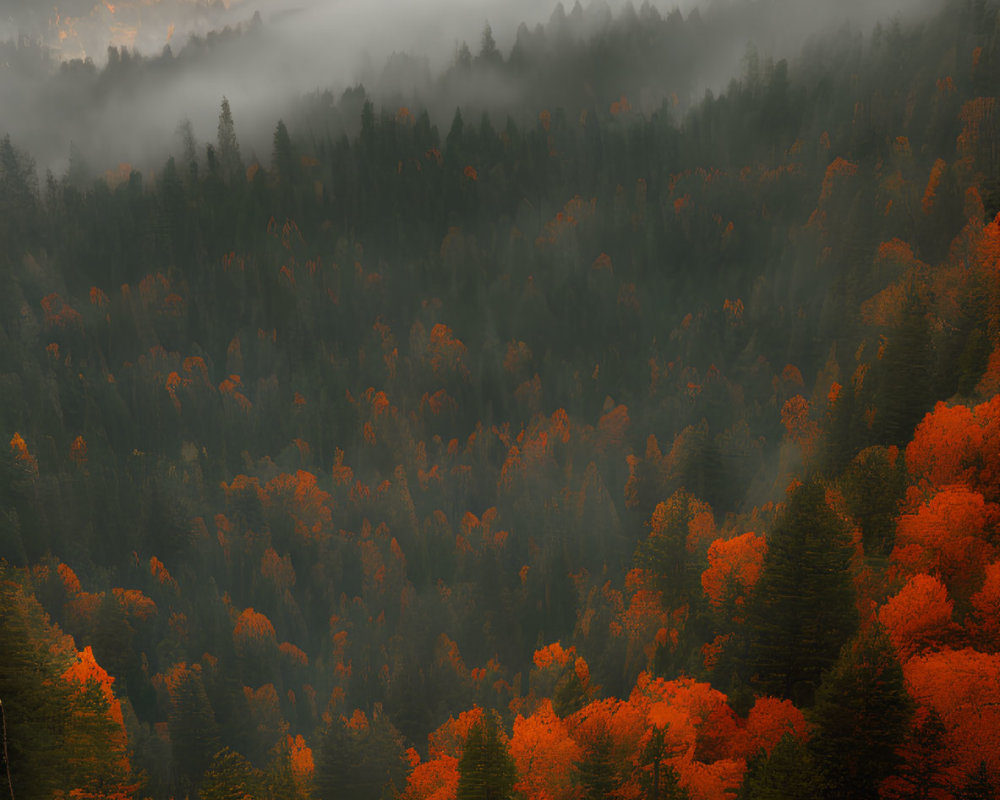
left=737, top=732, right=823, bottom=800
left=168, top=666, right=221, bottom=793
left=456, top=712, right=517, bottom=800
left=809, top=625, right=913, bottom=800
left=272, top=120, right=296, bottom=183
left=199, top=747, right=263, bottom=800
left=574, top=730, right=621, bottom=800
left=745, top=479, right=857, bottom=705
left=217, top=97, right=243, bottom=184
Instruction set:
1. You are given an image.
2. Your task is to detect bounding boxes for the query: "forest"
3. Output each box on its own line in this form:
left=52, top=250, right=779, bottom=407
left=2, top=0, right=1000, bottom=797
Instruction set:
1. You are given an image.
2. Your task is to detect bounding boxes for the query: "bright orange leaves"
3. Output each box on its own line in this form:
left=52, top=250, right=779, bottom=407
left=743, top=696, right=809, bottom=756
left=904, top=648, right=1000, bottom=779
left=701, top=531, right=767, bottom=610
left=892, top=486, right=998, bottom=594
left=906, top=396, right=1000, bottom=503
left=10, top=431, right=38, bottom=474
left=878, top=573, right=955, bottom=659
left=781, top=395, right=820, bottom=458
left=533, top=641, right=575, bottom=670
left=233, top=607, right=277, bottom=646
left=509, top=700, right=581, bottom=800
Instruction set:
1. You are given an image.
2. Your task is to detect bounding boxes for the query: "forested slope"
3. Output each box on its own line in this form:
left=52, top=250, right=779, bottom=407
left=2, top=1, right=1000, bottom=798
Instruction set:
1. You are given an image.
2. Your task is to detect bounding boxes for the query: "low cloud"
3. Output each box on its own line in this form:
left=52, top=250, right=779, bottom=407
left=1, top=0, right=948, bottom=175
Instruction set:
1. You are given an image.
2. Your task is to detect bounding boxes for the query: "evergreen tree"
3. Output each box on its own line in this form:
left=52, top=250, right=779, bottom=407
left=216, top=97, right=243, bottom=184
left=168, top=667, right=221, bottom=794
left=315, top=712, right=409, bottom=800
left=272, top=119, right=296, bottom=183
left=745, top=479, right=857, bottom=705
left=199, top=747, right=263, bottom=800
left=456, top=712, right=517, bottom=800
left=809, top=625, right=913, bottom=800
left=874, top=288, right=932, bottom=447
left=574, top=731, right=621, bottom=800
left=737, top=733, right=823, bottom=800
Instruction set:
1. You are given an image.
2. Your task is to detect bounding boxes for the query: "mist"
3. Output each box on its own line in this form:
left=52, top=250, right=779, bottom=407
left=1, top=0, right=948, bottom=176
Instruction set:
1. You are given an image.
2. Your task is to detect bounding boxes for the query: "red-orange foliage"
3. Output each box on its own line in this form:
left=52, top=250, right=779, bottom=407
left=818, top=156, right=858, bottom=204
left=112, top=588, right=157, bottom=621
left=633, top=673, right=743, bottom=764
left=233, top=607, right=277, bottom=646
left=509, top=699, right=582, bottom=800
left=58, top=562, right=82, bottom=595
left=279, top=641, right=309, bottom=667
left=533, top=641, right=575, bottom=670
left=10, top=432, right=38, bottom=474
left=743, top=697, right=809, bottom=757
left=149, top=556, right=179, bottom=592
left=701, top=532, right=767, bottom=611
left=287, top=733, right=314, bottom=790
left=906, top=396, right=1000, bottom=503
left=892, top=486, right=998, bottom=594
left=969, top=561, right=1000, bottom=650
left=428, top=707, right=486, bottom=760
left=69, top=435, right=88, bottom=463
left=904, top=648, right=1000, bottom=781
left=89, top=285, right=110, bottom=307
left=62, top=645, right=132, bottom=795
left=610, top=95, right=632, bottom=114
left=922, top=159, right=948, bottom=214
left=40, top=292, right=83, bottom=328
left=261, top=547, right=297, bottom=590
left=402, top=754, right=459, bottom=800
left=878, top=573, right=955, bottom=659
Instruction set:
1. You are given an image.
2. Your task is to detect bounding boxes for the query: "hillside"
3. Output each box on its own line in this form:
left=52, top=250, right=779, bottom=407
left=2, top=1, right=1000, bottom=798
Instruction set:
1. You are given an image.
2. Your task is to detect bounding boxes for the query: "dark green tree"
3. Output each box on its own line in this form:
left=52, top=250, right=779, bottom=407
left=809, top=625, right=913, bottom=800
left=574, top=730, right=621, bottom=800
left=167, top=666, right=221, bottom=794
left=217, top=97, right=243, bottom=185
left=745, top=479, right=857, bottom=705
left=456, top=712, right=517, bottom=800
left=199, top=747, right=263, bottom=800
left=315, top=711, right=409, bottom=800
left=272, top=119, right=296, bottom=183
left=736, top=732, right=823, bottom=800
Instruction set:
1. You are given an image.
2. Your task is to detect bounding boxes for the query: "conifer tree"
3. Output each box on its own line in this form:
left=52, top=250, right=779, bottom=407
left=217, top=97, right=243, bottom=185
left=737, top=732, right=823, bottom=800
left=809, top=625, right=913, bottom=800
left=745, top=479, right=857, bottom=704
left=456, top=712, right=517, bottom=800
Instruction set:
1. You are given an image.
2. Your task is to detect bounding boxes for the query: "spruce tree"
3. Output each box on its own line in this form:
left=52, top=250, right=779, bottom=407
left=737, top=733, right=823, bottom=800
left=809, top=625, right=913, bottom=800
left=216, top=97, right=243, bottom=185
left=745, top=479, right=857, bottom=705
left=456, top=712, right=517, bottom=800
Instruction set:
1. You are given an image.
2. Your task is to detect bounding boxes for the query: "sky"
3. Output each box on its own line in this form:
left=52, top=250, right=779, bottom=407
left=1, top=0, right=947, bottom=174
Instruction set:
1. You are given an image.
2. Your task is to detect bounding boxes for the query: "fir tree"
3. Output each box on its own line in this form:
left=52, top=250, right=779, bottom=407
left=737, top=732, right=823, bottom=800
left=745, top=479, right=858, bottom=705
left=216, top=97, right=243, bottom=185
left=456, top=712, right=517, bottom=800
left=809, top=625, right=913, bottom=800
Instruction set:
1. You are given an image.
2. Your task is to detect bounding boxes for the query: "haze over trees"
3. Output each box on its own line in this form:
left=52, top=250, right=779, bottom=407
left=3, top=0, right=1000, bottom=797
